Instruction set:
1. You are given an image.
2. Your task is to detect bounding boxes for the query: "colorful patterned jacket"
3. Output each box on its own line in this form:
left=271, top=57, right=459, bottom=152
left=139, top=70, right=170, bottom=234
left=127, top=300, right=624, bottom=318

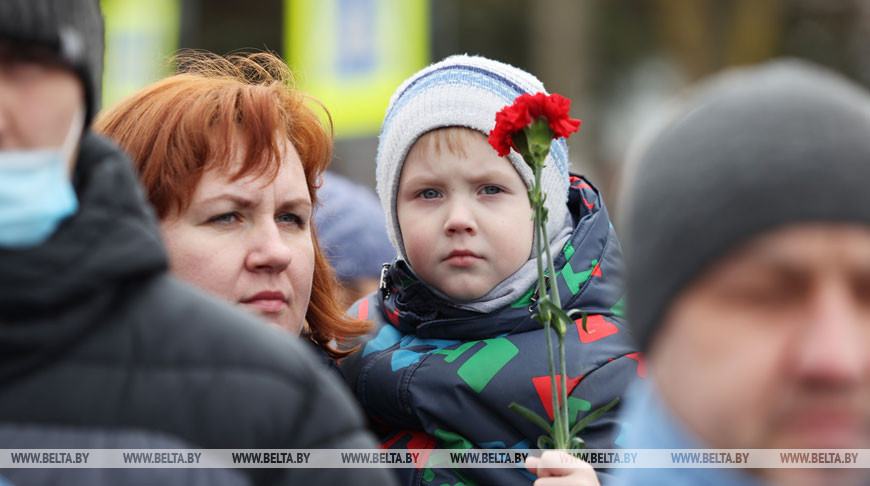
left=340, top=175, right=644, bottom=485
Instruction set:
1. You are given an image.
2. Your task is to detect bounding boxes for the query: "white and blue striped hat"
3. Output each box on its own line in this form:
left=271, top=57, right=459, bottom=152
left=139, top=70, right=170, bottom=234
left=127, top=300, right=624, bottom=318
left=377, top=54, right=571, bottom=260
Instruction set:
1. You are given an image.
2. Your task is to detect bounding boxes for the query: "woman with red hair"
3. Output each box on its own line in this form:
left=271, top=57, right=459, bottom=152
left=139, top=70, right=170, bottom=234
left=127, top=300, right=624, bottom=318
left=96, top=51, right=368, bottom=359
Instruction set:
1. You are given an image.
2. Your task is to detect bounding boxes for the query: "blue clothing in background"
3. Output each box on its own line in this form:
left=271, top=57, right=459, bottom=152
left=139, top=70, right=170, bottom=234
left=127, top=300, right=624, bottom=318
left=614, top=379, right=768, bottom=486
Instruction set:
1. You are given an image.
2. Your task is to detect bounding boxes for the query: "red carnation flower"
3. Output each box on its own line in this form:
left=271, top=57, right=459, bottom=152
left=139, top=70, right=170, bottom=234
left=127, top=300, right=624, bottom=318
left=542, top=93, right=581, bottom=138
left=488, top=92, right=581, bottom=157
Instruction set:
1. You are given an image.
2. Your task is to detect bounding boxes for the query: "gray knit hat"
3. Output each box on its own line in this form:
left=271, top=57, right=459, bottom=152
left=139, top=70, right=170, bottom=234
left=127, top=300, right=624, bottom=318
left=0, top=0, right=104, bottom=126
left=376, top=54, right=571, bottom=260
left=620, top=59, right=870, bottom=351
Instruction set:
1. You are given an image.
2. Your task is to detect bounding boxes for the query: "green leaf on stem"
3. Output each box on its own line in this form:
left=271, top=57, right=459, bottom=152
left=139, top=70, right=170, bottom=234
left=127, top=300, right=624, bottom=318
left=567, top=310, right=588, bottom=333
left=569, top=436, right=587, bottom=451
left=527, top=187, right=543, bottom=207
left=537, top=435, right=556, bottom=450
left=508, top=402, right=553, bottom=434
left=568, top=397, right=620, bottom=437
left=536, top=296, right=554, bottom=323
left=538, top=299, right=578, bottom=338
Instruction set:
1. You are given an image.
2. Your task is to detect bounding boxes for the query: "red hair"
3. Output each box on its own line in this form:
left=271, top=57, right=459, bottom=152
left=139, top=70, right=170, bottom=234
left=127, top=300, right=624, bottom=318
left=95, top=51, right=369, bottom=358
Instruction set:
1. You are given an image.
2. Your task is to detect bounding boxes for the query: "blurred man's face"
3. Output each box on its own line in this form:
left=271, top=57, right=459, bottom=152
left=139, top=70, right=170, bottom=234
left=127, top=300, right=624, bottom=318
left=650, top=224, right=870, bottom=486
left=0, top=42, right=84, bottom=171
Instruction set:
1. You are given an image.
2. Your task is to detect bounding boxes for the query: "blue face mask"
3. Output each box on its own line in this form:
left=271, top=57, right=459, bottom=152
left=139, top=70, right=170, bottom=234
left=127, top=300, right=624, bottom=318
left=0, top=107, right=83, bottom=248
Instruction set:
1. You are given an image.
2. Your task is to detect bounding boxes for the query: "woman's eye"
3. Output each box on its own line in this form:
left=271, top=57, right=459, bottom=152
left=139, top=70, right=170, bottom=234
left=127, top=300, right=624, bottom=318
left=208, top=212, right=240, bottom=225
left=277, top=212, right=304, bottom=226
left=481, top=185, right=502, bottom=195
left=420, top=189, right=441, bottom=200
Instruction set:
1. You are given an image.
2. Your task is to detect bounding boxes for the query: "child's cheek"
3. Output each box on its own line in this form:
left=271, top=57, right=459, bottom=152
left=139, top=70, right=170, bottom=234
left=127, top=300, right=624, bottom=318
left=404, top=232, right=431, bottom=268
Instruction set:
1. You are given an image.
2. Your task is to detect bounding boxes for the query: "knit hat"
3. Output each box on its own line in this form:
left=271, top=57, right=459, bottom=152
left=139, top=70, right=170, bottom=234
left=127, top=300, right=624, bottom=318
left=620, top=59, right=870, bottom=351
left=376, top=54, right=571, bottom=260
left=313, top=171, right=397, bottom=282
left=0, top=0, right=104, bottom=126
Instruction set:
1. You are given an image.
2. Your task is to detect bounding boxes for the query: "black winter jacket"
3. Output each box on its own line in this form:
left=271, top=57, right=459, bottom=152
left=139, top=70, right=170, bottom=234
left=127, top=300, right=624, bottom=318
left=0, top=133, right=396, bottom=486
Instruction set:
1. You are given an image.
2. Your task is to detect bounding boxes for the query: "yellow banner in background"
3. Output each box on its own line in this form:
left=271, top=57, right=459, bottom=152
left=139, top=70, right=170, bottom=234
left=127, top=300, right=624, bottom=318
left=285, top=0, right=429, bottom=138
left=101, top=0, right=180, bottom=110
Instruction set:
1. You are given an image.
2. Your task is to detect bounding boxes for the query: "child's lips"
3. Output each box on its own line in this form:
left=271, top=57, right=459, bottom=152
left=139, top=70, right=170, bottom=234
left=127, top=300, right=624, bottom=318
left=444, top=250, right=482, bottom=267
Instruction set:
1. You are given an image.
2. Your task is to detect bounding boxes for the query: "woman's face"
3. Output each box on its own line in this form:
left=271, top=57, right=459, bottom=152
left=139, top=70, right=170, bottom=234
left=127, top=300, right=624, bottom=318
left=159, top=138, right=315, bottom=335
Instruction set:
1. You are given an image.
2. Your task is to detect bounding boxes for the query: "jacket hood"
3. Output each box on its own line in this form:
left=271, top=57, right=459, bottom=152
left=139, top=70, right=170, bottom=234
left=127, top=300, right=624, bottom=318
left=377, top=174, right=625, bottom=341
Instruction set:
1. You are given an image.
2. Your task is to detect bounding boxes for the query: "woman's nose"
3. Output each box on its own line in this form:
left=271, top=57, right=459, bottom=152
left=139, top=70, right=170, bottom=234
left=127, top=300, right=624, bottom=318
left=245, top=222, right=293, bottom=272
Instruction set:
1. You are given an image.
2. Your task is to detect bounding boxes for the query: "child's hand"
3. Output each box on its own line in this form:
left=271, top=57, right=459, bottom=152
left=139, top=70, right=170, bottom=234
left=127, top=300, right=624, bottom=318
left=525, top=451, right=601, bottom=486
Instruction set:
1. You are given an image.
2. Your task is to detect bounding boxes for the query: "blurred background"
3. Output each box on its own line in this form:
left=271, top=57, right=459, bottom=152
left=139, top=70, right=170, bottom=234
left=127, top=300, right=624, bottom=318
left=100, top=0, right=870, bottom=214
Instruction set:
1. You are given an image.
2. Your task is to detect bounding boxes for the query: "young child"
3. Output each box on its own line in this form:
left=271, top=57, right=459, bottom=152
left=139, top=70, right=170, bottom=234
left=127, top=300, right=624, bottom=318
left=340, top=55, right=641, bottom=485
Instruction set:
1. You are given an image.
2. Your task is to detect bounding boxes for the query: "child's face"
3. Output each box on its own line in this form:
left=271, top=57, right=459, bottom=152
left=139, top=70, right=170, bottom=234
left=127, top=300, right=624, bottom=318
left=396, top=130, right=534, bottom=300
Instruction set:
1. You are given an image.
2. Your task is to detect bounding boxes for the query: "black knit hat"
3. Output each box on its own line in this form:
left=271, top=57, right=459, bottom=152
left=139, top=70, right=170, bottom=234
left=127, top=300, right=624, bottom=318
left=0, top=0, right=104, bottom=126
left=620, top=59, right=870, bottom=351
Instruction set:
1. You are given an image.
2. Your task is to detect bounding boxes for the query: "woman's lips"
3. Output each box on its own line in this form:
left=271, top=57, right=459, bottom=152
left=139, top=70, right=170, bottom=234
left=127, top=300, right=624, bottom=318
left=444, top=250, right=481, bottom=267
left=240, top=291, right=287, bottom=313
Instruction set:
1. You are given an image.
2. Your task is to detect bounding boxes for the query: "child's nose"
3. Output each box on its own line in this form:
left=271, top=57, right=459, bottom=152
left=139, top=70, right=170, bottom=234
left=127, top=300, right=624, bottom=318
left=443, top=199, right=477, bottom=236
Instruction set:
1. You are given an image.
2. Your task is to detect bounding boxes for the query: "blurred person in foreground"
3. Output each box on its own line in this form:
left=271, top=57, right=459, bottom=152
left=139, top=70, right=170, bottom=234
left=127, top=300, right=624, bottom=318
left=313, top=171, right=396, bottom=310
left=0, top=1, right=394, bottom=485
left=614, top=60, right=870, bottom=486
left=96, top=51, right=372, bottom=362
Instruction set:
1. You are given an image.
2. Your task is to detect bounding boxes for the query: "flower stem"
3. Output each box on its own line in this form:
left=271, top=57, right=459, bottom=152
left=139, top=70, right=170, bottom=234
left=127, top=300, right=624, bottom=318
left=541, top=206, right=561, bottom=310
left=559, top=333, right=569, bottom=448
left=533, top=162, right=561, bottom=448
left=546, top=217, right=569, bottom=446
left=533, top=157, right=569, bottom=449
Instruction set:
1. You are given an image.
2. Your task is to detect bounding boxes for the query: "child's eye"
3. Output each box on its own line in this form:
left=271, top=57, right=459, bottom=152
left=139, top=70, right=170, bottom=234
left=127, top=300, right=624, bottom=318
left=419, top=189, right=441, bottom=199
left=207, top=212, right=240, bottom=225
left=481, top=185, right=502, bottom=195
left=277, top=212, right=305, bottom=227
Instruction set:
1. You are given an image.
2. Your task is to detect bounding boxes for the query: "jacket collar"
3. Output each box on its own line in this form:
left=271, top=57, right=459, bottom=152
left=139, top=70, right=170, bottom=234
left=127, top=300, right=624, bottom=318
left=615, top=379, right=768, bottom=486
